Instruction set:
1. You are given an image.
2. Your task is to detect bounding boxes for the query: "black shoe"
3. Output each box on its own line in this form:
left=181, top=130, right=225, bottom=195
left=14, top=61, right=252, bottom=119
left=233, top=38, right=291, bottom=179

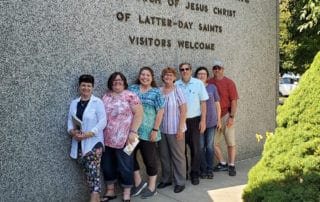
left=157, top=182, right=172, bottom=189
left=101, top=195, right=117, bottom=202
left=207, top=172, right=214, bottom=179
left=228, top=165, right=236, bottom=176
left=213, top=163, right=228, bottom=172
left=174, top=185, right=185, bottom=193
left=191, top=177, right=200, bottom=185
left=131, top=181, right=147, bottom=196
left=140, top=188, right=157, bottom=199
left=200, top=173, right=207, bottom=179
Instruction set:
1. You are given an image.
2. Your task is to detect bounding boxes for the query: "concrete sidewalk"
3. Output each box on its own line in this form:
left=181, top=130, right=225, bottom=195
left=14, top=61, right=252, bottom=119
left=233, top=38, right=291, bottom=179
left=109, top=156, right=260, bottom=202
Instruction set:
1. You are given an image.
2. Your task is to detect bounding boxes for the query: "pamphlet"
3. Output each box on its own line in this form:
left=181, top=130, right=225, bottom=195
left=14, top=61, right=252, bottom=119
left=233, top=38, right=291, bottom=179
left=123, top=137, right=139, bottom=155
left=72, top=115, right=82, bottom=130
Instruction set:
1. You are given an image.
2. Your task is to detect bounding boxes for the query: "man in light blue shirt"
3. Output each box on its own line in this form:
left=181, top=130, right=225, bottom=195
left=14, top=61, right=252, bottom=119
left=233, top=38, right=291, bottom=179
left=175, top=63, right=208, bottom=185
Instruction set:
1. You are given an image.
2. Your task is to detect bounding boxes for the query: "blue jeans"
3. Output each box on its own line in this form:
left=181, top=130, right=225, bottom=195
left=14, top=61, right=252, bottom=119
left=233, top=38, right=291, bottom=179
left=101, top=146, right=134, bottom=188
left=200, top=126, right=216, bottom=174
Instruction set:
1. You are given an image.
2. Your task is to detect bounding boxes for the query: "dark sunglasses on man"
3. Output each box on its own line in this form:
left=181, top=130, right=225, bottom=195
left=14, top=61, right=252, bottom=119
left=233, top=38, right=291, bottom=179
left=179, top=68, right=190, bottom=72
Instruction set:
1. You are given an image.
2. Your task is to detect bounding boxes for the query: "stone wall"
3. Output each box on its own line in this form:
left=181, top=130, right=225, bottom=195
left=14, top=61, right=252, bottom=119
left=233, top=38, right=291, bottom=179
left=0, top=0, right=278, bottom=201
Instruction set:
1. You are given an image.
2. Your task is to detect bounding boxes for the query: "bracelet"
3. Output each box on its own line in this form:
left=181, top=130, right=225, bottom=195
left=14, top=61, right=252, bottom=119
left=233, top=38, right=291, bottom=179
left=152, top=128, right=159, bottom=132
left=88, top=132, right=94, bottom=137
left=129, top=129, right=138, bottom=134
left=229, top=115, right=234, bottom=118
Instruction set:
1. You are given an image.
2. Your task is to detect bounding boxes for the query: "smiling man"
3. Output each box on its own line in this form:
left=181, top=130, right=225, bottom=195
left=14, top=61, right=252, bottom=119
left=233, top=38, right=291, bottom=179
left=175, top=63, right=208, bottom=185
left=208, top=60, right=239, bottom=176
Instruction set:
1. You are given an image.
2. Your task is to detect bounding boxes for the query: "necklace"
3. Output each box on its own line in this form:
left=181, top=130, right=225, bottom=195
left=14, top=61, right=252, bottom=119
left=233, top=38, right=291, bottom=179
left=80, top=100, right=89, bottom=108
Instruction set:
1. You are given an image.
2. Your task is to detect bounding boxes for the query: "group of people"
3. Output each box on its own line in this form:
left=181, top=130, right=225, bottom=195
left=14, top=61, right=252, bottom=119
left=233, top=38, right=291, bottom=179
left=67, top=61, right=239, bottom=202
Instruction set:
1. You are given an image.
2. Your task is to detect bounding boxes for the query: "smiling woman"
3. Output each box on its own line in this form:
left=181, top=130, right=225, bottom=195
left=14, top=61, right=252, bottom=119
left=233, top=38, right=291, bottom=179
left=101, top=72, right=143, bottom=202
left=158, top=67, right=187, bottom=193
left=128, top=67, right=165, bottom=199
left=67, top=74, right=107, bottom=202
left=195, top=66, right=221, bottom=179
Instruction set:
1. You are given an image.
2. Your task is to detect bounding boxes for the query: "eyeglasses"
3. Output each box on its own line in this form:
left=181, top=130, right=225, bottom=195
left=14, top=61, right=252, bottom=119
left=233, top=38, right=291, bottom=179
left=213, top=66, right=222, bottom=70
left=179, top=68, right=190, bottom=72
left=197, top=73, right=207, bottom=76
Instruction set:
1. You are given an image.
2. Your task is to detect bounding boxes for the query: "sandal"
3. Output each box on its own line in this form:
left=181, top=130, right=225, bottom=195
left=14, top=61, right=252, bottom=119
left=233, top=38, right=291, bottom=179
left=122, top=192, right=130, bottom=202
left=122, top=188, right=130, bottom=202
left=101, top=195, right=117, bottom=202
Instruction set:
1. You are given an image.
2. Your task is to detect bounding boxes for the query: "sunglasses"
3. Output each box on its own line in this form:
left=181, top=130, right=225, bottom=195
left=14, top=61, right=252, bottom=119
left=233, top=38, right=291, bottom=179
left=213, top=66, right=222, bottom=70
left=179, top=68, right=190, bottom=72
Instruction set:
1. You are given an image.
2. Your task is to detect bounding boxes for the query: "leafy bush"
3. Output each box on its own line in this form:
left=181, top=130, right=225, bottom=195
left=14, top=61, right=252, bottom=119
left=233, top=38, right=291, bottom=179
left=242, top=52, right=320, bottom=202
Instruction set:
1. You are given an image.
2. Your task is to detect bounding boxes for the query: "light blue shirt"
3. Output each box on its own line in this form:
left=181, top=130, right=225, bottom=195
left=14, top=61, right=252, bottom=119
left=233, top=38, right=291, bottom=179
left=175, top=77, right=209, bottom=118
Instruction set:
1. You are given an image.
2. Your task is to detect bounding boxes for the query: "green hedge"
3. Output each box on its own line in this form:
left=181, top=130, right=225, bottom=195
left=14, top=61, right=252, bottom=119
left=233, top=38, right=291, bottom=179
left=242, top=52, right=320, bottom=202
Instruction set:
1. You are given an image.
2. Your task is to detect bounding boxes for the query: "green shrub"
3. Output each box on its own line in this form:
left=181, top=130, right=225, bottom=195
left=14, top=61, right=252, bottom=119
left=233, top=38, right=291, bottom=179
left=242, top=52, right=320, bottom=202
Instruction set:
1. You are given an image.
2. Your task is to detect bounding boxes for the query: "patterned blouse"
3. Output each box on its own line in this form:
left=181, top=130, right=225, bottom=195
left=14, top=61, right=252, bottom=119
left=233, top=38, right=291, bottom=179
left=160, top=87, right=187, bottom=135
left=128, top=84, right=165, bottom=142
left=102, top=90, right=141, bottom=149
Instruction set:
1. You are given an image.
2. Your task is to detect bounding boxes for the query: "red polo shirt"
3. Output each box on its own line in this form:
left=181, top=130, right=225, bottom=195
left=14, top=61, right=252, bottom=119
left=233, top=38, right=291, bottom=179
left=208, top=76, right=239, bottom=117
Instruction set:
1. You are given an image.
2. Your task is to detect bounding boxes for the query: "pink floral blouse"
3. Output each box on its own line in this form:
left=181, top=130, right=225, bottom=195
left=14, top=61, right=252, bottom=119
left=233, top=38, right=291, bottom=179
left=102, top=90, right=141, bottom=148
